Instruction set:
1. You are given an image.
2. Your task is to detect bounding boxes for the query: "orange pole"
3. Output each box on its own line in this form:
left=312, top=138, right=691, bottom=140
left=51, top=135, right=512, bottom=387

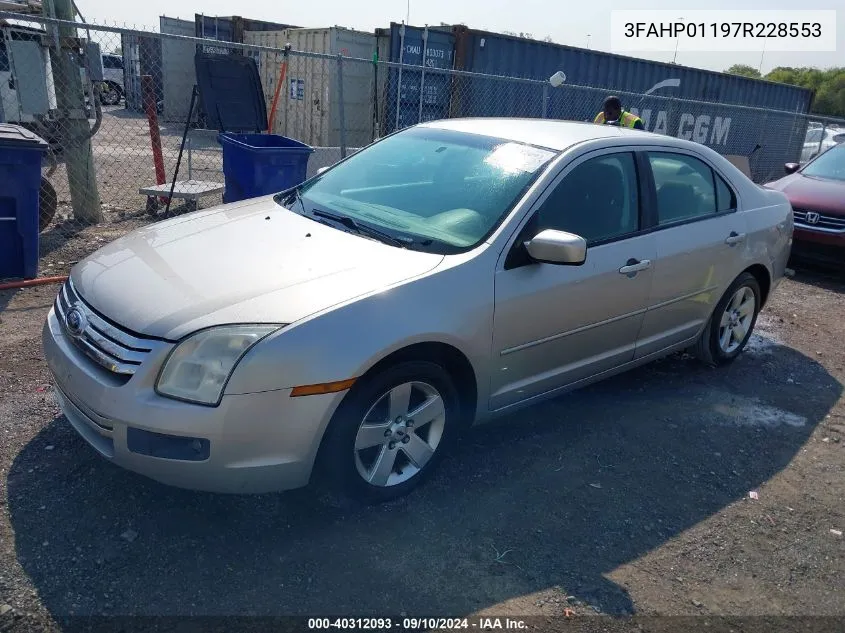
left=0, top=276, right=68, bottom=291
left=268, top=59, right=288, bottom=134
left=141, top=75, right=168, bottom=204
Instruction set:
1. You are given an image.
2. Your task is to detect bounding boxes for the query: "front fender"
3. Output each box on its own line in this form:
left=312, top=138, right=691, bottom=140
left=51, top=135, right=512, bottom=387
left=224, top=256, right=495, bottom=401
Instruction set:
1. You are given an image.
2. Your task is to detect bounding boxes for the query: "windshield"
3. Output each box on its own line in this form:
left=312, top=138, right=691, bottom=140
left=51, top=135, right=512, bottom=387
left=279, top=127, right=556, bottom=254
left=802, top=144, right=845, bottom=181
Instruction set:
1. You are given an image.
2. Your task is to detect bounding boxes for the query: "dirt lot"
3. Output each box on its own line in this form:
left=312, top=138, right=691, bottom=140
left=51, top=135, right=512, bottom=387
left=0, top=244, right=844, bottom=630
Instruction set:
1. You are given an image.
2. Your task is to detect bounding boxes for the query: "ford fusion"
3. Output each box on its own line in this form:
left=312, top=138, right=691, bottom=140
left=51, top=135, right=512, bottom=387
left=43, top=119, right=793, bottom=503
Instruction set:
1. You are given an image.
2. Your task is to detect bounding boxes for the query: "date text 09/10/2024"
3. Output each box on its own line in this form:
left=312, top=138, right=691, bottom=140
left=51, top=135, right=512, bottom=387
left=307, top=618, right=528, bottom=630
left=623, top=22, right=822, bottom=39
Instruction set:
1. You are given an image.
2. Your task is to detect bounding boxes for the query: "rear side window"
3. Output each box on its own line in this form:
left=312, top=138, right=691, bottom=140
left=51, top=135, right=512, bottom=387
left=647, top=152, right=735, bottom=225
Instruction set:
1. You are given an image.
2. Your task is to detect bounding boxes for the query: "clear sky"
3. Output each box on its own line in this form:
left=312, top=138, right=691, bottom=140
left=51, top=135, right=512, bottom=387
left=75, top=0, right=843, bottom=74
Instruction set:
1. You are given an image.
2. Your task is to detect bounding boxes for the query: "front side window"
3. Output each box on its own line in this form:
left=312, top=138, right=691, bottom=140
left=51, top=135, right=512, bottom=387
left=533, top=152, right=640, bottom=243
left=282, top=127, right=557, bottom=253
left=648, top=152, right=728, bottom=225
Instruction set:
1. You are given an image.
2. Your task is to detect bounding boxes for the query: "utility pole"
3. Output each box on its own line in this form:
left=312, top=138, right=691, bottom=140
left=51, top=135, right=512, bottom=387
left=43, top=0, right=103, bottom=224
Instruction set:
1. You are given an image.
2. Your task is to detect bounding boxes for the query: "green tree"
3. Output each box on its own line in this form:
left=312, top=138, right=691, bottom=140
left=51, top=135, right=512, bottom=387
left=725, top=64, right=761, bottom=79
left=725, top=65, right=845, bottom=117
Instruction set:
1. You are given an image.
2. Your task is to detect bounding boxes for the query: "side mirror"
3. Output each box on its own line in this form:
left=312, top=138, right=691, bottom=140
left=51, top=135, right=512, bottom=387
left=525, top=229, right=587, bottom=266
left=784, top=162, right=800, bottom=175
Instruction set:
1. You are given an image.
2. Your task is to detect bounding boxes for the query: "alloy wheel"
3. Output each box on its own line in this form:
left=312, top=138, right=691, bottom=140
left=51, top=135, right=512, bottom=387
left=718, top=286, right=756, bottom=354
left=353, top=381, right=446, bottom=487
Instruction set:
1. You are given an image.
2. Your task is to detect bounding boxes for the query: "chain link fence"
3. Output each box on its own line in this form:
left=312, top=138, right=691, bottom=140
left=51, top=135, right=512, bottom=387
left=1, top=12, right=843, bottom=277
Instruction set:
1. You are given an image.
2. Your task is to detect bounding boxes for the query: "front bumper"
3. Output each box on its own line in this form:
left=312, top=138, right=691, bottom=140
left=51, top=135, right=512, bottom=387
left=792, top=227, right=845, bottom=265
left=42, top=307, right=343, bottom=494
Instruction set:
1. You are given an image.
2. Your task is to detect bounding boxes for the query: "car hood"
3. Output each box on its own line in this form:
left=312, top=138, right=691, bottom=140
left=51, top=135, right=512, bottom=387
left=766, top=173, right=845, bottom=215
left=71, top=196, right=444, bottom=340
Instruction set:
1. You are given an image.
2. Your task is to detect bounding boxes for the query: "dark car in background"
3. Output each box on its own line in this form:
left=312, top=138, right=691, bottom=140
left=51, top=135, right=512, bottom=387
left=766, top=144, right=845, bottom=267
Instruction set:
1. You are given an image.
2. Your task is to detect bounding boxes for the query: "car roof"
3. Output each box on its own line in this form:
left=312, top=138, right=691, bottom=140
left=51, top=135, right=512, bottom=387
left=420, top=118, right=652, bottom=152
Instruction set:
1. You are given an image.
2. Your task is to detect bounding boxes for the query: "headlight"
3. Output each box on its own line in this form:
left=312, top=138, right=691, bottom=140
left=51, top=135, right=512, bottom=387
left=156, top=325, right=280, bottom=406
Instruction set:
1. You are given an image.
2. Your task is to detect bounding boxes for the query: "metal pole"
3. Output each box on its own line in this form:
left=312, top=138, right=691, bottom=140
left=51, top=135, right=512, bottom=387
left=372, top=50, right=379, bottom=142
left=542, top=84, right=548, bottom=119
left=42, top=0, right=102, bottom=224
left=164, top=86, right=198, bottom=216
left=394, top=23, right=406, bottom=132
left=337, top=55, right=347, bottom=159
left=817, top=122, right=826, bottom=158
left=418, top=25, right=428, bottom=124
left=142, top=75, right=166, bottom=190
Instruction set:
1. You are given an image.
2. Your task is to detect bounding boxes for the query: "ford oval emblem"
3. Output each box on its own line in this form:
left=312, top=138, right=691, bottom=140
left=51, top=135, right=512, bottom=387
left=65, top=306, right=87, bottom=337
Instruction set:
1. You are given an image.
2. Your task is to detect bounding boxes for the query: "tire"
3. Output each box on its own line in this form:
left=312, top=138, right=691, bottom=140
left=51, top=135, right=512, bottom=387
left=316, top=360, right=462, bottom=504
left=692, top=272, right=761, bottom=366
left=99, top=82, right=121, bottom=106
left=39, top=177, right=58, bottom=233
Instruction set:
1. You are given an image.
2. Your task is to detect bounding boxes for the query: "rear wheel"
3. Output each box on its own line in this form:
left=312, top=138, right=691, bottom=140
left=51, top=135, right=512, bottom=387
left=692, top=272, right=761, bottom=366
left=317, top=361, right=461, bottom=504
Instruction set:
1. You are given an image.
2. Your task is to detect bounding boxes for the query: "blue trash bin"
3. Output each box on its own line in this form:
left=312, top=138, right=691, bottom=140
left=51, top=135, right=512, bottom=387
left=0, top=124, right=48, bottom=280
left=218, top=133, right=314, bottom=204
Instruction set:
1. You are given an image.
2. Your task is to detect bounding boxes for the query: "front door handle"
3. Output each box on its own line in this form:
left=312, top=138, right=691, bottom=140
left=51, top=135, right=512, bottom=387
left=725, top=231, right=746, bottom=246
left=619, top=258, right=652, bottom=275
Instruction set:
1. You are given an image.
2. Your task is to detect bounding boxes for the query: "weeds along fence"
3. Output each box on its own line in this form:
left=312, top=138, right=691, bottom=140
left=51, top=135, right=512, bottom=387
left=1, top=12, right=841, bottom=275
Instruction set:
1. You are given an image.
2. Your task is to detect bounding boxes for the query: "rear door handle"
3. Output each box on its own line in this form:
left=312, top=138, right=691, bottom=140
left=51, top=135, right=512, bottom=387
left=725, top=232, right=746, bottom=246
left=619, top=258, right=652, bottom=275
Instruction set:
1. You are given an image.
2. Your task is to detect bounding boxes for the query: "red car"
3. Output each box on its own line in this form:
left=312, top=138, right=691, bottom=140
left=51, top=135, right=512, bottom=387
left=765, top=143, right=845, bottom=265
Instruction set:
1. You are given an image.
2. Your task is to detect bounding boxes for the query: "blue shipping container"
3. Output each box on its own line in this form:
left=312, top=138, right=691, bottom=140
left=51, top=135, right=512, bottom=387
left=448, top=27, right=814, bottom=182
left=451, top=27, right=813, bottom=112
left=382, top=23, right=455, bottom=134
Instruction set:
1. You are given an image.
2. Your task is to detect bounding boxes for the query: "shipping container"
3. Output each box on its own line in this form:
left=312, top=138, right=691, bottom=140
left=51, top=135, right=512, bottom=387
left=245, top=27, right=376, bottom=148
left=159, top=16, right=195, bottom=122
left=195, top=14, right=296, bottom=53
left=377, top=23, right=455, bottom=135
left=445, top=27, right=814, bottom=181
left=450, top=27, right=813, bottom=111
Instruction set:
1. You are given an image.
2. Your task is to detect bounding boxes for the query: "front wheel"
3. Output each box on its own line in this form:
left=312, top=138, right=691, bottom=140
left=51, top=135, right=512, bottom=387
left=316, top=361, right=462, bottom=504
left=692, top=272, right=761, bottom=366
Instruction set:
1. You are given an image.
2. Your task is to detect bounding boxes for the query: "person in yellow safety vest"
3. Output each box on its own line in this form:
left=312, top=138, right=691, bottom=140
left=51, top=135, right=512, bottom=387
left=594, top=96, right=644, bottom=130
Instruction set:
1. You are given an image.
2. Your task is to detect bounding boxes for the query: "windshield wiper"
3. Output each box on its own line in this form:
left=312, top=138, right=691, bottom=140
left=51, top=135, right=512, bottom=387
left=310, top=209, right=410, bottom=248
left=282, top=188, right=307, bottom=216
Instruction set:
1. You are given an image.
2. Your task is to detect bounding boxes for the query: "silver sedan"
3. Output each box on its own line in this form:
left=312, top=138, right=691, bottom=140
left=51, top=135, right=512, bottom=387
left=42, top=119, right=794, bottom=503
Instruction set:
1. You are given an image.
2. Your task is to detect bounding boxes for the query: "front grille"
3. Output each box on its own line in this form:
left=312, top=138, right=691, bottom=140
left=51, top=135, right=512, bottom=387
left=793, top=208, right=845, bottom=233
left=55, top=279, right=152, bottom=377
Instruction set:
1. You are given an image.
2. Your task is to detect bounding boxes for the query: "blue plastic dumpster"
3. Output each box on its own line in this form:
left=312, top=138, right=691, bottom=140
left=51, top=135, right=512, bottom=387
left=0, top=124, right=48, bottom=280
left=218, top=133, right=314, bottom=204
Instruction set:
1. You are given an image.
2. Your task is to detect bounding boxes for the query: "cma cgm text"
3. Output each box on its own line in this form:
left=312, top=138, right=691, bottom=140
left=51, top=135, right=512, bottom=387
left=628, top=109, right=732, bottom=146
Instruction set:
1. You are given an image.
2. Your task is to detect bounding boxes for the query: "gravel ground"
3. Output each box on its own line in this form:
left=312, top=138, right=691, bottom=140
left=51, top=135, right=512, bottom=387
left=1, top=235, right=844, bottom=630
